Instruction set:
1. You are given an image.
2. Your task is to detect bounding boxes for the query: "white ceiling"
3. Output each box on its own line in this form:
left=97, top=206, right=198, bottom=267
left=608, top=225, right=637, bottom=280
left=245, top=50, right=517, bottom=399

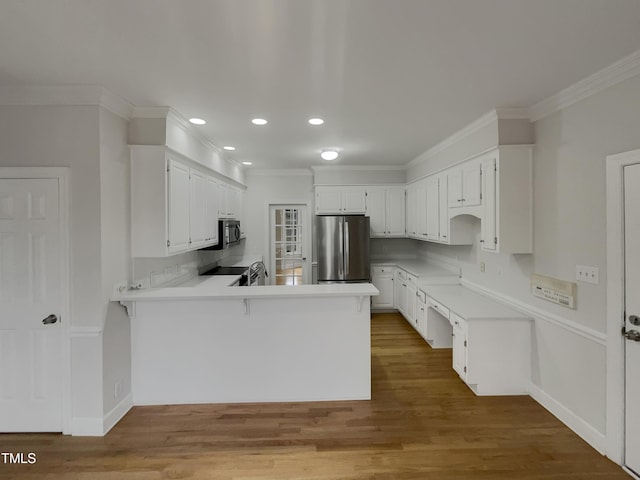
left=2, top=0, right=640, bottom=169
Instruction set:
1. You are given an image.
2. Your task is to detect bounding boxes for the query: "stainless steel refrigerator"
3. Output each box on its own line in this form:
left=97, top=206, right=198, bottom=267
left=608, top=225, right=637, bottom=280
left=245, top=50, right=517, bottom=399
left=316, top=215, right=370, bottom=283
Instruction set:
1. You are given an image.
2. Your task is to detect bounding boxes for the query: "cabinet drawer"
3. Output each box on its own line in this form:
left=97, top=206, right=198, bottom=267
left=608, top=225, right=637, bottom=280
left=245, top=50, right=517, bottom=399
left=372, top=265, right=394, bottom=276
left=427, top=297, right=450, bottom=319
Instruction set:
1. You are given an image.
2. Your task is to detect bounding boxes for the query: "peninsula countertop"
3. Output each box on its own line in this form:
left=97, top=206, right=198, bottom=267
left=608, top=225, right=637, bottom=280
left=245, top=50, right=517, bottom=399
left=113, top=277, right=379, bottom=302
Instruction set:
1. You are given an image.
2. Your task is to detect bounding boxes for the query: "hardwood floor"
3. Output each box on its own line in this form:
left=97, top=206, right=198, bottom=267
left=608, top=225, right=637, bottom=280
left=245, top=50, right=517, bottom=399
left=0, top=313, right=628, bottom=479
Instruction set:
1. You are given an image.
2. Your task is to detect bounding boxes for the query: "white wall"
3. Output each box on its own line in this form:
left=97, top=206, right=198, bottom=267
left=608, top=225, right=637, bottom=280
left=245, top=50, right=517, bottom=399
left=99, top=107, right=132, bottom=417
left=244, top=171, right=314, bottom=268
left=407, top=73, right=640, bottom=438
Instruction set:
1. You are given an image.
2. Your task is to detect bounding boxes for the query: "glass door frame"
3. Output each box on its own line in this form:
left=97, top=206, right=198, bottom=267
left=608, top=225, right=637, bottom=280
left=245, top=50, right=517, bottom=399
left=268, top=203, right=311, bottom=286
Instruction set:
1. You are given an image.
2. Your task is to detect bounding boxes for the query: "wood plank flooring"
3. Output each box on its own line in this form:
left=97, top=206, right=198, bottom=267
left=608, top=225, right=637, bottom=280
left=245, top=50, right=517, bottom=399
left=0, top=313, right=628, bottom=479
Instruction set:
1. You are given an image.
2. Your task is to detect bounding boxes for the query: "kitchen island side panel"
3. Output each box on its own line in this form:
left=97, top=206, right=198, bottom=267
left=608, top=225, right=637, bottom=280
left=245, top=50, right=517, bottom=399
left=131, top=296, right=371, bottom=405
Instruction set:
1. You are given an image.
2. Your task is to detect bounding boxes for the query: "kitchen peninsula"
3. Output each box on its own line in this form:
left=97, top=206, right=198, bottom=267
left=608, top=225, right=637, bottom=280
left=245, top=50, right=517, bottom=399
left=115, top=281, right=378, bottom=406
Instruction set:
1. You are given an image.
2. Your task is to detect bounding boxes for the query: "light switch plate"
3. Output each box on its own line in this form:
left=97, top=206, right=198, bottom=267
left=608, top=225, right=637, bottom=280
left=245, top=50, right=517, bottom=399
left=576, top=265, right=599, bottom=284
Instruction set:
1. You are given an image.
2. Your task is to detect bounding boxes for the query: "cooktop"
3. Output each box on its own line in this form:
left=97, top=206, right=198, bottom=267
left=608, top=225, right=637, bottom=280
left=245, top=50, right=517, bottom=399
left=201, top=266, right=247, bottom=276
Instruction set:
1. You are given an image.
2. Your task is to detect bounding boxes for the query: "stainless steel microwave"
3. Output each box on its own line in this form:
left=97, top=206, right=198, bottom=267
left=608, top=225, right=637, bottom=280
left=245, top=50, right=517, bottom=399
left=213, top=219, right=241, bottom=250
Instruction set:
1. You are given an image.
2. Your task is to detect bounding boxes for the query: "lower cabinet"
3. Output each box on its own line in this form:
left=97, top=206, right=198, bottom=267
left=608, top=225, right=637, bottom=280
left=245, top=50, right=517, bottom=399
left=371, top=266, right=394, bottom=309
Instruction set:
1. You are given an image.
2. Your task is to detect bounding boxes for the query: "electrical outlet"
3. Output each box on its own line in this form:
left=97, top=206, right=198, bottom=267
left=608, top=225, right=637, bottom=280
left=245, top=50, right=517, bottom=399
left=480, top=261, right=486, bottom=273
left=576, top=265, right=599, bottom=285
left=112, top=281, right=128, bottom=298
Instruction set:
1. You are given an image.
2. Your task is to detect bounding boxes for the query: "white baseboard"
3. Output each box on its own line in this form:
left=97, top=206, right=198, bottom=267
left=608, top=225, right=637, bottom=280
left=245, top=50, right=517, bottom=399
left=529, top=382, right=606, bottom=454
left=103, top=392, right=133, bottom=435
left=70, top=392, right=133, bottom=436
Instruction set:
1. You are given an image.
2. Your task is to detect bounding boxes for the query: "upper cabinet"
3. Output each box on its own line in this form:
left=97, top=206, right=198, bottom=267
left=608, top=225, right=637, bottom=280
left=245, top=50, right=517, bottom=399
left=315, top=186, right=366, bottom=214
left=131, top=146, right=244, bottom=257
left=405, top=183, right=418, bottom=238
left=479, top=146, right=532, bottom=254
left=448, top=160, right=481, bottom=209
left=366, top=186, right=405, bottom=237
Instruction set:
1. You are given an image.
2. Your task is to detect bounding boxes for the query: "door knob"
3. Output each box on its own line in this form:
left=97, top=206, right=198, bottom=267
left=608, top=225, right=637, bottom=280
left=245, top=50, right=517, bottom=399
left=629, top=315, right=640, bottom=326
left=624, top=329, right=640, bottom=342
left=42, top=314, right=58, bottom=325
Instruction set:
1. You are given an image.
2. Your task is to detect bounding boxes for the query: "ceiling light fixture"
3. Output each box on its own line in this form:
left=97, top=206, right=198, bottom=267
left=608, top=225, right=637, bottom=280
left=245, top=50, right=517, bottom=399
left=189, top=118, right=206, bottom=125
left=251, top=118, right=268, bottom=125
left=242, top=161, right=252, bottom=165
left=320, top=149, right=339, bottom=161
left=223, top=146, right=235, bottom=151
left=308, top=118, right=324, bottom=126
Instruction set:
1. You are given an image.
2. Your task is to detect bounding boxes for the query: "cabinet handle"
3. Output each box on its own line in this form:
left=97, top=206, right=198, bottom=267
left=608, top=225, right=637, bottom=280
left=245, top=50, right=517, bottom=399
left=402, top=283, right=407, bottom=287
left=480, top=239, right=485, bottom=243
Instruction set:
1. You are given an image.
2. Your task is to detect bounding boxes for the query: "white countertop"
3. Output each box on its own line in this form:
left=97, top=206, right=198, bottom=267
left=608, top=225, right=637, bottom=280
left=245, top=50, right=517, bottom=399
left=371, top=257, right=460, bottom=288
left=114, top=278, right=378, bottom=302
left=423, top=285, right=530, bottom=321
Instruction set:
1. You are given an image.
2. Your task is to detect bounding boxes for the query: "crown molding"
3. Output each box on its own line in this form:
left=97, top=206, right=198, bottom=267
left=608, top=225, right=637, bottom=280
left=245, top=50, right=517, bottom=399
left=247, top=168, right=313, bottom=177
left=529, top=48, right=640, bottom=122
left=311, top=165, right=406, bottom=172
left=130, top=106, right=171, bottom=118
left=0, top=85, right=134, bottom=120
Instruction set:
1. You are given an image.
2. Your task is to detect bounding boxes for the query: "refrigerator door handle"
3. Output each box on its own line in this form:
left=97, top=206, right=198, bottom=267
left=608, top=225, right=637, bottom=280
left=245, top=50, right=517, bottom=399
left=344, top=220, right=350, bottom=276
left=338, top=219, right=345, bottom=278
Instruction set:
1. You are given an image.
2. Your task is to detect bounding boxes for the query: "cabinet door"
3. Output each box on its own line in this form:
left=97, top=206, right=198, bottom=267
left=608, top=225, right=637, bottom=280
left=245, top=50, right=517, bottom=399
left=416, top=180, right=428, bottom=239
left=438, top=173, right=449, bottom=242
left=218, top=182, right=228, bottom=218
left=448, top=168, right=463, bottom=208
left=206, top=177, right=219, bottom=245
left=406, top=282, right=417, bottom=323
left=167, top=159, right=191, bottom=253
left=343, top=187, right=367, bottom=214
left=462, top=161, right=481, bottom=206
left=406, top=184, right=418, bottom=237
left=366, top=187, right=386, bottom=236
left=189, top=169, right=208, bottom=247
left=452, top=314, right=467, bottom=380
left=225, top=186, right=237, bottom=218
left=395, top=270, right=406, bottom=312
left=237, top=189, right=245, bottom=237
left=372, top=274, right=394, bottom=308
left=385, top=187, right=406, bottom=236
left=425, top=177, right=440, bottom=241
left=416, top=297, right=427, bottom=338
left=315, top=187, right=343, bottom=214
left=480, top=156, right=497, bottom=251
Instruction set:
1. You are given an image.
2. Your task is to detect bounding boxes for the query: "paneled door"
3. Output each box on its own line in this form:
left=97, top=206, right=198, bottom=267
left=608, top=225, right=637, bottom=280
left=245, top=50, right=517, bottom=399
left=0, top=178, right=63, bottom=431
left=624, top=164, right=640, bottom=475
left=270, top=205, right=309, bottom=286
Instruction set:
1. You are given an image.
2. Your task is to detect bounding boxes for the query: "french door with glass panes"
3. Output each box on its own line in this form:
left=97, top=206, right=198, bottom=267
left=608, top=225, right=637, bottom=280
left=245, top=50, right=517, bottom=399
left=270, top=205, right=309, bottom=285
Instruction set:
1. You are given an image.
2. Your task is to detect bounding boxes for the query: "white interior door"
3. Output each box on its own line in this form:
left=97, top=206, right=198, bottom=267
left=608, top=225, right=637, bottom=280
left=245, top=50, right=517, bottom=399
left=624, top=164, right=640, bottom=475
left=0, top=178, right=63, bottom=431
left=270, top=205, right=309, bottom=286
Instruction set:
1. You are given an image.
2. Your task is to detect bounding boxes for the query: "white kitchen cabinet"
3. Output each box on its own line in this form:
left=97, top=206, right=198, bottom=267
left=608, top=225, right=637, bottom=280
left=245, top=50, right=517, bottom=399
left=394, top=268, right=417, bottom=326
left=405, top=183, right=418, bottom=238
left=205, top=177, right=219, bottom=246
left=425, top=285, right=531, bottom=395
left=218, top=182, right=239, bottom=219
left=371, top=265, right=394, bottom=309
left=366, top=186, right=405, bottom=237
left=237, top=188, right=246, bottom=237
left=167, top=159, right=191, bottom=254
left=315, top=186, right=366, bottom=214
left=448, top=160, right=481, bottom=208
left=415, top=179, right=428, bottom=241
left=188, top=168, right=208, bottom=249
left=425, top=176, right=440, bottom=242
left=131, top=146, right=224, bottom=257
left=414, top=290, right=427, bottom=338
left=479, top=146, right=532, bottom=254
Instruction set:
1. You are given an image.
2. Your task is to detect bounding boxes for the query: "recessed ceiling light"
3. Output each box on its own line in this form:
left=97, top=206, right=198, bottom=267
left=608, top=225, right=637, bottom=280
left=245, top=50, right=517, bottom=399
left=242, top=161, right=252, bottom=165
left=320, top=149, right=339, bottom=161
left=308, top=118, right=324, bottom=126
left=251, top=118, right=268, bottom=125
left=189, top=118, right=206, bottom=125
left=223, top=146, right=235, bottom=151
